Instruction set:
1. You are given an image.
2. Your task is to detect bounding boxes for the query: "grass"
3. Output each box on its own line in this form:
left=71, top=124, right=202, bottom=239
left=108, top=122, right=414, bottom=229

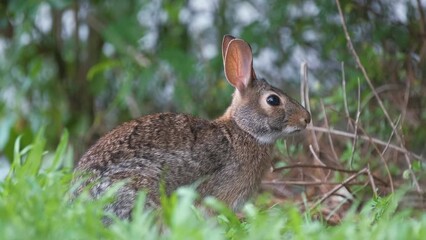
left=0, top=130, right=425, bottom=240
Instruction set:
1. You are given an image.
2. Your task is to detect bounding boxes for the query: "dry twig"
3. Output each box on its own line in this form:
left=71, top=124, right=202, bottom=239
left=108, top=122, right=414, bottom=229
left=320, top=100, right=339, bottom=162
left=262, top=180, right=380, bottom=187
left=307, top=126, right=425, bottom=162
left=349, top=78, right=361, bottom=168
left=381, top=116, right=401, bottom=156
left=309, top=144, right=326, bottom=166
left=352, top=119, right=395, bottom=192
left=335, top=0, right=421, bottom=192
left=310, top=168, right=368, bottom=211
left=301, top=62, right=319, bottom=152
left=366, top=165, right=378, bottom=197
left=273, top=164, right=388, bottom=186
left=341, top=62, right=354, bottom=130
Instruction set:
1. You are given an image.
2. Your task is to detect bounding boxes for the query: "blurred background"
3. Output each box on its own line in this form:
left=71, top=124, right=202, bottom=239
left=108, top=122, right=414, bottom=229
left=0, top=0, right=425, bottom=190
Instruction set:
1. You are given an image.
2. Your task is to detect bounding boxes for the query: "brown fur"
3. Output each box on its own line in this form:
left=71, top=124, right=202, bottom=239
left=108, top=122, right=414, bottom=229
left=73, top=35, right=310, bottom=220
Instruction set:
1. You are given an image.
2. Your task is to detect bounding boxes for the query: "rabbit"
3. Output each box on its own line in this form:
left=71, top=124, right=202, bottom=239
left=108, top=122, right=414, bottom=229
left=74, top=35, right=311, bottom=221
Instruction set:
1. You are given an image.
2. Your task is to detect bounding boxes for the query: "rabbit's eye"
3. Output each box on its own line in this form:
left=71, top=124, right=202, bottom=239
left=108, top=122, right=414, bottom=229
left=266, top=95, right=280, bottom=106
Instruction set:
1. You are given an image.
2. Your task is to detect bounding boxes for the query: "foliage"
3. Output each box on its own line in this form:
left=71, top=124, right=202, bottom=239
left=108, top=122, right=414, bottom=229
left=1, top=0, right=424, bottom=159
left=0, top=0, right=425, bottom=238
left=0, top=132, right=425, bottom=239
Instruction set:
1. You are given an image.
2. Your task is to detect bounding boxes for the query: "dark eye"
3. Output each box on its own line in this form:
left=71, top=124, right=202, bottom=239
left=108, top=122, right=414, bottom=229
left=266, top=95, right=280, bottom=106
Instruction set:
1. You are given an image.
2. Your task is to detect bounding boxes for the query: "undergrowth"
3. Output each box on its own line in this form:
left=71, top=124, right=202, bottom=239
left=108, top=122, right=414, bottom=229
left=0, top=130, right=425, bottom=240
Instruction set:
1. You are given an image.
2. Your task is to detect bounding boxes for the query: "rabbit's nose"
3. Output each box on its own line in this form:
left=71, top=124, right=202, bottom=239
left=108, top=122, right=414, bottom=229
left=304, top=112, right=311, bottom=124
left=299, top=111, right=311, bottom=127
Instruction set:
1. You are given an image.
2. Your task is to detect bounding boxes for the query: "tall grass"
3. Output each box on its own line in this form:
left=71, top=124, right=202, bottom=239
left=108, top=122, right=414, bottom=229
left=0, top=130, right=425, bottom=239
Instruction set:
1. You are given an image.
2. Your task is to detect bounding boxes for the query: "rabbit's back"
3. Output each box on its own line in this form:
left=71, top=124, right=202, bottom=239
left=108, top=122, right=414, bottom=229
left=77, top=113, right=231, bottom=189
left=79, top=113, right=225, bottom=168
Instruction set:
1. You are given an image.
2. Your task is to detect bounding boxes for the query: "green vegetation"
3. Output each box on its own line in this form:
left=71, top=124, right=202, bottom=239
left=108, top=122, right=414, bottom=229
left=1, top=0, right=425, bottom=239
left=0, top=132, right=425, bottom=239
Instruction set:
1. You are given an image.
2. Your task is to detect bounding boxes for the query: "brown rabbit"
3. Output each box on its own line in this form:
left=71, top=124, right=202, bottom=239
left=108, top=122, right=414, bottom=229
left=74, top=35, right=311, bottom=220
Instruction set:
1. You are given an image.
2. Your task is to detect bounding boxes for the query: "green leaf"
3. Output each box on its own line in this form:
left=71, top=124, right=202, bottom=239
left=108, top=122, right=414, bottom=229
left=87, top=60, right=121, bottom=81
left=402, top=169, right=410, bottom=180
left=46, top=130, right=69, bottom=172
left=19, top=127, right=46, bottom=177
left=412, top=160, right=422, bottom=172
left=5, top=135, right=23, bottom=182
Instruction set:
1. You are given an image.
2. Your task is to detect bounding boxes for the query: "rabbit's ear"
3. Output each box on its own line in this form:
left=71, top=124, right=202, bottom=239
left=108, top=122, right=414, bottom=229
left=222, top=35, right=236, bottom=63
left=224, top=39, right=256, bottom=92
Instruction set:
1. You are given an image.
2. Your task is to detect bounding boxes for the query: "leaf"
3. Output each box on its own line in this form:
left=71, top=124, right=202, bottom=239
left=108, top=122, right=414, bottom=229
left=87, top=60, right=121, bottom=81
left=19, top=127, right=46, bottom=177
left=412, top=160, right=422, bottom=172
left=402, top=169, right=410, bottom=180
left=4, top=135, right=23, bottom=182
left=46, top=129, right=69, bottom=172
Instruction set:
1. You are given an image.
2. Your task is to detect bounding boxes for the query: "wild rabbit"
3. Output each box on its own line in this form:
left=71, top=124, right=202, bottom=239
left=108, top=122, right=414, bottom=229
left=74, top=35, right=311, bottom=220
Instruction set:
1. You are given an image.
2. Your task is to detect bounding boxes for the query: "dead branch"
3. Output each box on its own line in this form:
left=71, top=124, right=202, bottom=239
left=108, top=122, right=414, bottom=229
left=320, top=100, right=339, bottom=162
left=307, top=125, right=425, bottom=162
left=310, top=168, right=368, bottom=211
left=301, top=62, right=319, bottom=152
left=273, top=164, right=388, bottom=186
left=335, top=0, right=421, bottom=192
left=381, top=116, right=401, bottom=156
left=349, top=78, right=361, bottom=168
left=341, top=62, right=354, bottom=130
left=352, top=121, right=395, bottom=192
left=366, top=165, right=378, bottom=197
left=262, top=180, right=378, bottom=187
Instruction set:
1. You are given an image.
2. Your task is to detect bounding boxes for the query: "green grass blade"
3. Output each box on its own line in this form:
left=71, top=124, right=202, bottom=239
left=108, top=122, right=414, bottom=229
left=19, top=127, right=46, bottom=177
left=4, top=135, right=23, bottom=182
left=47, top=130, right=69, bottom=172
left=12, top=135, right=22, bottom=167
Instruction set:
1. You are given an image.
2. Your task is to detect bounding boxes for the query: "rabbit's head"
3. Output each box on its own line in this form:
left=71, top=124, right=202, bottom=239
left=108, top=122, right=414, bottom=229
left=222, top=35, right=311, bottom=144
